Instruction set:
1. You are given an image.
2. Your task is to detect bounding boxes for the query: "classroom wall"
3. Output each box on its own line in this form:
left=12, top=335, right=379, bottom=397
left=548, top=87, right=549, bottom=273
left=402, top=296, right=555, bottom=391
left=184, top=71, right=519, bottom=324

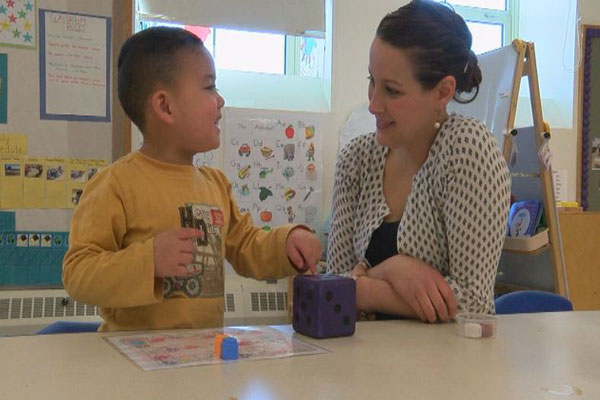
left=517, top=0, right=577, bottom=130
left=516, top=0, right=578, bottom=203
left=3, top=0, right=113, bottom=231
left=542, top=0, right=600, bottom=205
left=578, top=0, right=600, bottom=24
left=320, top=0, right=408, bottom=221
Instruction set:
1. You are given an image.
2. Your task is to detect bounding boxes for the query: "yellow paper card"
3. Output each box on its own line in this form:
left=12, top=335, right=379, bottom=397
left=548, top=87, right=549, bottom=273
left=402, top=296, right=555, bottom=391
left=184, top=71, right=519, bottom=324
left=23, top=157, right=46, bottom=208
left=0, top=156, right=24, bottom=208
left=67, top=158, right=88, bottom=208
left=88, top=159, right=107, bottom=181
left=0, top=134, right=28, bottom=156
left=44, top=158, right=67, bottom=208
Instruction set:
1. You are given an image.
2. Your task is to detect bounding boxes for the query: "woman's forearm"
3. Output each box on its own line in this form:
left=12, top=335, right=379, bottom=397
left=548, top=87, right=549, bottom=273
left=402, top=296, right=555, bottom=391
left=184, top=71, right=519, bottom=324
left=366, top=254, right=410, bottom=281
left=356, top=275, right=417, bottom=318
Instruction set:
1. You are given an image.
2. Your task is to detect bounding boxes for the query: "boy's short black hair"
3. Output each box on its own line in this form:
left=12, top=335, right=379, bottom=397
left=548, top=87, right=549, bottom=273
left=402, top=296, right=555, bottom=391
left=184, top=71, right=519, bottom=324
left=117, top=27, right=204, bottom=131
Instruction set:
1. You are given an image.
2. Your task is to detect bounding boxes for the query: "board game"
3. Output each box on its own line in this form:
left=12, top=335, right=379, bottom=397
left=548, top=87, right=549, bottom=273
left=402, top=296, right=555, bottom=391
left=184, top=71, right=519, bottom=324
left=106, top=326, right=327, bottom=371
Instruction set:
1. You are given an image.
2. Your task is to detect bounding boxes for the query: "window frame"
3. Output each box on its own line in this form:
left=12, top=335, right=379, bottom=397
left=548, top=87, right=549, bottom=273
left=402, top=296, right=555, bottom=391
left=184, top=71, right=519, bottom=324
left=439, top=0, right=520, bottom=50
left=133, top=0, right=332, bottom=113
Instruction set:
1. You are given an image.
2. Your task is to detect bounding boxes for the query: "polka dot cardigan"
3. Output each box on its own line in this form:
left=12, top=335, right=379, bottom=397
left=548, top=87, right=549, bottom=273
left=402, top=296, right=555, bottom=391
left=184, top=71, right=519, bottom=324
left=326, top=114, right=511, bottom=314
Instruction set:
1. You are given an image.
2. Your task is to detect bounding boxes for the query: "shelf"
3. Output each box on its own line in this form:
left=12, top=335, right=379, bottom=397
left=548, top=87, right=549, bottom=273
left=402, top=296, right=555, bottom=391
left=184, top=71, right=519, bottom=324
left=502, top=243, right=550, bottom=256
left=503, top=229, right=549, bottom=254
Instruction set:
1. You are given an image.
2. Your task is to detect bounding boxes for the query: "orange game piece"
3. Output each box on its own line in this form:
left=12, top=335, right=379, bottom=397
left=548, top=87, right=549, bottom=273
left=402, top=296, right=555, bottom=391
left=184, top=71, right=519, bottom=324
left=213, top=334, right=227, bottom=358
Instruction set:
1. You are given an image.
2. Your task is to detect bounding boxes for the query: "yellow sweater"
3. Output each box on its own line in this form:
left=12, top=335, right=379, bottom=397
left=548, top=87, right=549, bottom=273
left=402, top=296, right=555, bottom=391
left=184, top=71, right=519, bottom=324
left=63, top=151, right=298, bottom=331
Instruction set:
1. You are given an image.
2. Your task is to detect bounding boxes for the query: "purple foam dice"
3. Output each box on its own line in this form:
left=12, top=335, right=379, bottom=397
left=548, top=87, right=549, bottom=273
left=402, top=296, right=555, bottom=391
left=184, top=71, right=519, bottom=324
left=292, top=274, right=356, bottom=339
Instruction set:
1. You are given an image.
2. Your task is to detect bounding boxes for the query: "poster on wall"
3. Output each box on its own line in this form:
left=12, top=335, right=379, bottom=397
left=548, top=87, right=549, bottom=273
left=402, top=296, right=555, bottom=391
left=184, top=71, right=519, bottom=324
left=223, top=109, right=323, bottom=236
left=39, top=9, right=111, bottom=122
left=193, top=150, right=219, bottom=168
left=0, top=0, right=36, bottom=49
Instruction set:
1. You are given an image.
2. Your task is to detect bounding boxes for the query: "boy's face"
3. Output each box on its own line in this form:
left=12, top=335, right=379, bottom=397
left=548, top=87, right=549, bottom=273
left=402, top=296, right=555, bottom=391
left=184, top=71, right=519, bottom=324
left=170, top=47, right=224, bottom=156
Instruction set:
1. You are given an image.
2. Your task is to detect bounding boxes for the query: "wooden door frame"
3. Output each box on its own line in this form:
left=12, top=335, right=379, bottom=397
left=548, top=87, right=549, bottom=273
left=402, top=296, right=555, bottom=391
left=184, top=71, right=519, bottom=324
left=111, top=0, right=134, bottom=160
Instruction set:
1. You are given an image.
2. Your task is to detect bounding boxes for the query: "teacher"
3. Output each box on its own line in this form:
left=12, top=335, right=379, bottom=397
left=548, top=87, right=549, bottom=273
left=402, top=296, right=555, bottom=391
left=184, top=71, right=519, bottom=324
left=327, top=0, right=511, bottom=322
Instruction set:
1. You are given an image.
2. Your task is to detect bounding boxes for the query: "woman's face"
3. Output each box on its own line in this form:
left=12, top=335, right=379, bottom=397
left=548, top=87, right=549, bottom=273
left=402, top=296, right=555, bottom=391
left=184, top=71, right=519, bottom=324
left=368, top=37, right=442, bottom=149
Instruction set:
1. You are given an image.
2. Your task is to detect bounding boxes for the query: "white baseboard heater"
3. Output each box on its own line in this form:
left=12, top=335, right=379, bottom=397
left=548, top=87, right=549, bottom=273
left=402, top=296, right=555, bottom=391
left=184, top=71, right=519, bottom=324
left=0, top=275, right=290, bottom=336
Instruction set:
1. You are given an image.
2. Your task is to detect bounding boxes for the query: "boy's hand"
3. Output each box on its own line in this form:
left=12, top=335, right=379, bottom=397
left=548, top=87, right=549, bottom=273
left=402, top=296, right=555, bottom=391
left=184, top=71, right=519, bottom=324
left=285, top=227, right=322, bottom=275
left=153, top=228, right=204, bottom=278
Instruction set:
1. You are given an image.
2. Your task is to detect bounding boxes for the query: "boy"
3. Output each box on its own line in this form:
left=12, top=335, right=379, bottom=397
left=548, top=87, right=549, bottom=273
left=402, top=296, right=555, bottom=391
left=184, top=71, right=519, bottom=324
left=62, top=27, right=322, bottom=331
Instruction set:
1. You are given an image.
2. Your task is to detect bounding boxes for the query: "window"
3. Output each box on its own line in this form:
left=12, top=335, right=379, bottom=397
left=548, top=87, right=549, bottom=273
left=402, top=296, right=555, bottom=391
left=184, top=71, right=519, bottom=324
left=135, top=0, right=332, bottom=111
left=213, top=29, right=285, bottom=74
left=138, top=20, right=325, bottom=78
left=434, top=0, right=519, bottom=54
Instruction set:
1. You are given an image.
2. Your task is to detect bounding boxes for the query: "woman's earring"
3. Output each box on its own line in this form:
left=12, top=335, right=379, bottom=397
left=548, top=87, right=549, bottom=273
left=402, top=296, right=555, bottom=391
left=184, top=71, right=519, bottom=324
left=434, top=121, right=441, bottom=130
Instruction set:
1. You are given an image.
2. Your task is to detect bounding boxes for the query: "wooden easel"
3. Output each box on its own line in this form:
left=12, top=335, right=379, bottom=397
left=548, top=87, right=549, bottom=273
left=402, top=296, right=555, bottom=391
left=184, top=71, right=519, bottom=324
left=499, top=40, right=568, bottom=297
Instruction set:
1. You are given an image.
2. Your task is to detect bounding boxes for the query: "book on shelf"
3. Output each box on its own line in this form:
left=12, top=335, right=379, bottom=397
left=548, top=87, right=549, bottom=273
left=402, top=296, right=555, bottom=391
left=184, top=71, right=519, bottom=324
left=507, top=200, right=543, bottom=237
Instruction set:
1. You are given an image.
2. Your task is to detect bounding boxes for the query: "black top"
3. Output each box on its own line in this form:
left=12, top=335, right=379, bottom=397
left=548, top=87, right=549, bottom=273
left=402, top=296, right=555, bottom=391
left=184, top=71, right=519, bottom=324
left=364, top=219, right=400, bottom=267
left=364, top=219, right=401, bottom=321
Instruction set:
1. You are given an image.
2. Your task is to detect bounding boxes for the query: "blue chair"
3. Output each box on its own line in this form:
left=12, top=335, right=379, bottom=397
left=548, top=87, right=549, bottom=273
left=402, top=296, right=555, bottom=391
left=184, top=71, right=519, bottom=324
left=495, top=290, right=573, bottom=314
left=36, top=321, right=101, bottom=335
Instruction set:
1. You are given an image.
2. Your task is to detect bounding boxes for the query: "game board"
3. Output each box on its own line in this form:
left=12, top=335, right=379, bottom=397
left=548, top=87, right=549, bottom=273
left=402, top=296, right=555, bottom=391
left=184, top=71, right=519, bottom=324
left=106, top=326, right=327, bottom=371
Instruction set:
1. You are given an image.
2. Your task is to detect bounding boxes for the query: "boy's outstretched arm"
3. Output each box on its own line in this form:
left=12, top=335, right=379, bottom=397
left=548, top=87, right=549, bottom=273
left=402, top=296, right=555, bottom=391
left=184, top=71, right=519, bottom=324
left=218, top=170, right=320, bottom=279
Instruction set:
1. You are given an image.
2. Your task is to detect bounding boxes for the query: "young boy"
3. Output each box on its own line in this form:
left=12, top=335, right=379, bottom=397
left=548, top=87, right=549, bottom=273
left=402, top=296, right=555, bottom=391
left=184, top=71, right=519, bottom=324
left=62, top=27, right=322, bottom=331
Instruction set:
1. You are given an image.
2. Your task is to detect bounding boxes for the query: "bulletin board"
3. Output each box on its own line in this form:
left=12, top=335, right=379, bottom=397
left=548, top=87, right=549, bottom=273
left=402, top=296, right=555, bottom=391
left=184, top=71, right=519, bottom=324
left=579, top=25, right=600, bottom=211
left=0, top=0, right=114, bottom=289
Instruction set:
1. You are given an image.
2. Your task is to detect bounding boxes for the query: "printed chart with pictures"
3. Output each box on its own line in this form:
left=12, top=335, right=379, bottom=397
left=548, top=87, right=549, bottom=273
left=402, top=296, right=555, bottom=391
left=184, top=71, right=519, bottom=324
left=106, top=326, right=327, bottom=371
left=224, top=110, right=323, bottom=233
left=192, top=149, right=219, bottom=169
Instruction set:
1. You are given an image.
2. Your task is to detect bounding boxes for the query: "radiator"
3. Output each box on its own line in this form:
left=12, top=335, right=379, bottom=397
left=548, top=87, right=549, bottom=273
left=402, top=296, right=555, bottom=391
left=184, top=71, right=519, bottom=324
left=0, top=275, right=290, bottom=336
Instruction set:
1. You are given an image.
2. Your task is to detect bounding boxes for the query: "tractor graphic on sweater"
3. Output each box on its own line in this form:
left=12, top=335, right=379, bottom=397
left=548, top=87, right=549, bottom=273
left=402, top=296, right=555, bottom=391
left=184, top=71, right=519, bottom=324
left=163, top=204, right=223, bottom=298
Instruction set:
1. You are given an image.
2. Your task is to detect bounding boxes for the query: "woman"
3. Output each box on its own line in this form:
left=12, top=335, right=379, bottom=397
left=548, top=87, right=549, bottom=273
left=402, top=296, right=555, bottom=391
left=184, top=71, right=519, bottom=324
left=327, top=0, right=511, bottom=322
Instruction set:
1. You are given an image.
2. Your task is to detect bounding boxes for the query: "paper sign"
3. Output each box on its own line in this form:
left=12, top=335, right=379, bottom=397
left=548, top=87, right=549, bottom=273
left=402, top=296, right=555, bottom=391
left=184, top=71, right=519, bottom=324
left=23, top=157, right=45, bottom=208
left=552, top=169, right=568, bottom=203
left=67, top=158, right=87, bottom=208
left=0, top=134, right=28, bottom=156
left=44, top=157, right=67, bottom=208
left=40, top=9, right=111, bottom=121
left=0, top=156, right=24, bottom=208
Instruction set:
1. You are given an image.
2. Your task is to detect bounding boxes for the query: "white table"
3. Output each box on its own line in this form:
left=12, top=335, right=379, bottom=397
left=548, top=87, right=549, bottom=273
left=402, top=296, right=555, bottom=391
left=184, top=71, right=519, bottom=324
left=1, top=311, right=599, bottom=399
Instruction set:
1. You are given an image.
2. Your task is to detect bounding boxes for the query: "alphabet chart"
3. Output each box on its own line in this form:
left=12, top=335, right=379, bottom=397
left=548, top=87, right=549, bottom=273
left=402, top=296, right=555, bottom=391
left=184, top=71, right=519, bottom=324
left=223, top=109, right=323, bottom=235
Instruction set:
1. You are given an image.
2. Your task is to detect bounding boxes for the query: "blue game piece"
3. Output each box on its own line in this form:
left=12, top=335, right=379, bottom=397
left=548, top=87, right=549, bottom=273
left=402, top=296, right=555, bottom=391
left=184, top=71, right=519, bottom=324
left=220, top=336, right=238, bottom=360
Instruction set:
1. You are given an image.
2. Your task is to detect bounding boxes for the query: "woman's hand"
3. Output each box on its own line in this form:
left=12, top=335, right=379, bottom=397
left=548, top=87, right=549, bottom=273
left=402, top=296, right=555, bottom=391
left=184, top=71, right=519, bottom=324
left=350, top=261, right=368, bottom=278
left=378, top=255, right=458, bottom=322
left=348, top=260, right=416, bottom=317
